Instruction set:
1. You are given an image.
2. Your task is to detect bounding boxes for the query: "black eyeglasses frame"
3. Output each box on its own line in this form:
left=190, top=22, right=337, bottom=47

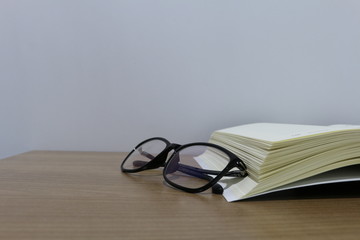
left=121, top=137, right=247, bottom=194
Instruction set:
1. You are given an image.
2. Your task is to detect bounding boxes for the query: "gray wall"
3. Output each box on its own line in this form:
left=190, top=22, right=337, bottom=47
left=1, top=0, right=360, bottom=158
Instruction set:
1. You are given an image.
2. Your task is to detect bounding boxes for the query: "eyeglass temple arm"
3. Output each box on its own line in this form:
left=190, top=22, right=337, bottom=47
left=138, top=142, right=182, bottom=160
left=138, top=147, right=156, bottom=160
left=133, top=159, right=247, bottom=178
left=131, top=160, right=243, bottom=194
left=133, top=156, right=247, bottom=178
left=178, top=163, right=247, bottom=177
left=130, top=159, right=223, bottom=193
left=176, top=164, right=224, bottom=194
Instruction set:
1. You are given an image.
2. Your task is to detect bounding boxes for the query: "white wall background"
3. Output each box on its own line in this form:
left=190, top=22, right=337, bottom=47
left=1, top=0, right=360, bottom=159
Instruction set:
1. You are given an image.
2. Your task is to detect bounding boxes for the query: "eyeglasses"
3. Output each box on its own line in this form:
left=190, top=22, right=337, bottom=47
left=120, top=137, right=247, bottom=194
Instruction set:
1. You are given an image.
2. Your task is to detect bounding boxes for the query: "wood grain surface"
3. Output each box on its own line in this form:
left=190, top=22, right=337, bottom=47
left=0, top=151, right=360, bottom=239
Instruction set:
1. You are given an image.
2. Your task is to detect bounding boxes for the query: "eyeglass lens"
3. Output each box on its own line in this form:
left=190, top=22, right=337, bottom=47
left=122, top=139, right=167, bottom=170
left=164, top=145, right=231, bottom=190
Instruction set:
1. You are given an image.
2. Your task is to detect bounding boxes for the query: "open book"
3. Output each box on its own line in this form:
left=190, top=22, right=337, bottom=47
left=205, top=123, right=360, bottom=202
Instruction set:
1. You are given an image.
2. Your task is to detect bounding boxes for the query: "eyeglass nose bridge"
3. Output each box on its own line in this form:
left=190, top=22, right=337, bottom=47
left=145, top=143, right=181, bottom=169
left=169, top=143, right=181, bottom=149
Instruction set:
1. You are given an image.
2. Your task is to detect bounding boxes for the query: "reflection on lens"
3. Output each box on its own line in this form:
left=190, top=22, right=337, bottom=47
left=164, top=145, right=231, bottom=189
left=122, top=139, right=167, bottom=170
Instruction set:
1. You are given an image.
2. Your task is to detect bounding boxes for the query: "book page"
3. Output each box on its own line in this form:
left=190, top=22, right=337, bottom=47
left=222, top=164, right=360, bottom=202
left=216, top=123, right=360, bottom=143
left=246, top=164, right=360, bottom=199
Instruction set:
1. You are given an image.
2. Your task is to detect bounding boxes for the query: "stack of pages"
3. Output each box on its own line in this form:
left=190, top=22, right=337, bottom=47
left=208, top=123, right=360, bottom=202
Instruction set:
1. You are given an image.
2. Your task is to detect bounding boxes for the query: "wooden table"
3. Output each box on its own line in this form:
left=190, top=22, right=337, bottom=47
left=1, top=151, right=360, bottom=239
